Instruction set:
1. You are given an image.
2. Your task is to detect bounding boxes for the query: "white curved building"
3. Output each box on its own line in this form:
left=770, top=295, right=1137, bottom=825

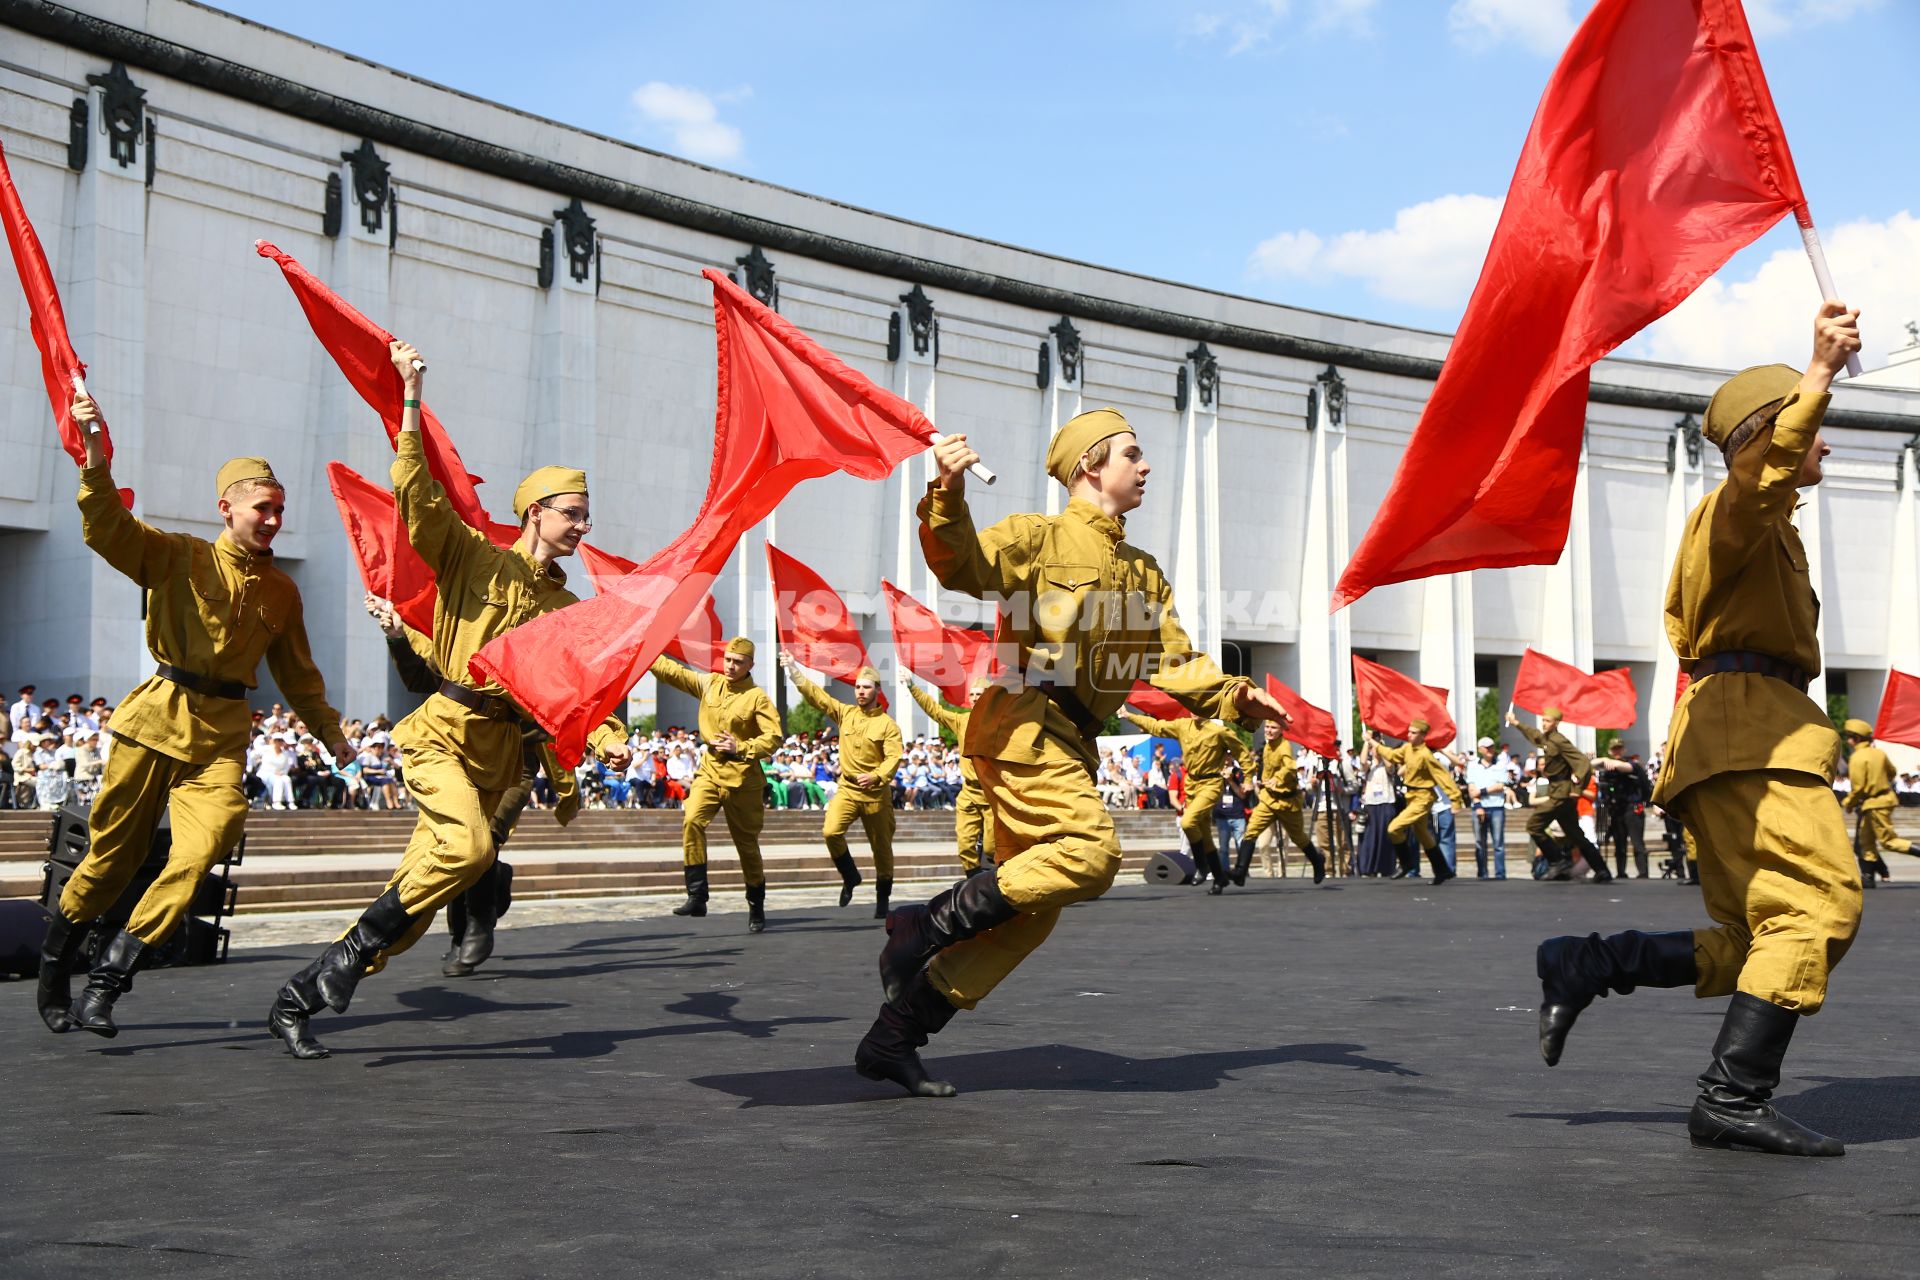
left=3, top=0, right=1916, bottom=755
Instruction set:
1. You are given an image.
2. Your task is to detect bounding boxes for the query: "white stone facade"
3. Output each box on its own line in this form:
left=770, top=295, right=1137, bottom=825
left=3, top=0, right=1918, bottom=755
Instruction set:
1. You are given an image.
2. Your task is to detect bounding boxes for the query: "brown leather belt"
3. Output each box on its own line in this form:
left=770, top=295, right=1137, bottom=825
left=436, top=680, right=525, bottom=723
left=1688, top=651, right=1810, bottom=693
left=155, top=663, right=247, bottom=700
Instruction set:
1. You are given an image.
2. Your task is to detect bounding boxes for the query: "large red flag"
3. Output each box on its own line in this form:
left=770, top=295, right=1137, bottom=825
left=881, top=580, right=995, bottom=706
left=1335, top=0, right=1807, bottom=608
left=1512, top=647, right=1638, bottom=728
left=1265, top=674, right=1340, bottom=758
left=768, top=544, right=873, bottom=691
left=1874, top=670, right=1920, bottom=750
left=471, top=268, right=938, bottom=764
left=1353, top=655, right=1456, bottom=750
left=326, top=462, right=438, bottom=634
left=0, top=139, right=130, bottom=505
left=1126, top=681, right=1194, bottom=722
left=577, top=542, right=726, bottom=671
left=256, top=240, right=515, bottom=540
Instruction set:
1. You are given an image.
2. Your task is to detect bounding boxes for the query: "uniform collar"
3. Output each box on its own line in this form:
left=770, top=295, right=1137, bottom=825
left=514, top=545, right=567, bottom=585
left=1063, top=497, right=1126, bottom=543
left=214, top=532, right=268, bottom=567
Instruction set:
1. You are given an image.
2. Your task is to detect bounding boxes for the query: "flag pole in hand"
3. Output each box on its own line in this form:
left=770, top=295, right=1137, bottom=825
left=930, top=433, right=995, bottom=485
left=1793, top=207, right=1864, bottom=379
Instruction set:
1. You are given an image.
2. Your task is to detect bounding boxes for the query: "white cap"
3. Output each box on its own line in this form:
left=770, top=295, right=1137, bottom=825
left=1477, top=736, right=1495, bottom=749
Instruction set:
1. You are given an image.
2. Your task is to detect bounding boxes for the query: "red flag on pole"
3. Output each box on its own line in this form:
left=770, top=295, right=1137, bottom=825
left=1512, top=647, right=1639, bottom=728
left=1873, top=670, right=1920, bottom=749
left=1353, top=655, right=1456, bottom=750
left=768, top=544, right=873, bottom=691
left=1265, top=675, right=1340, bottom=758
left=0, top=139, right=130, bottom=506
left=577, top=542, right=726, bottom=671
left=1335, top=0, right=1807, bottom=609
left=881, top=581, right=995, bottom=706
left=256, top=240, right=514, bottom=540
left=470, top=268, right=937, bottom=764
left=325, top=462, right=438, bottom=635
left=1126, top=681, right=1194, bottom=723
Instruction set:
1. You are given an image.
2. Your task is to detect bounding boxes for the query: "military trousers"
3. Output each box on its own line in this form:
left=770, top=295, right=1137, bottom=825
left=955, top=783, right=996, bottom=872
left=682, top=774, right=766, bottom=886
left=823, top=786, right=895, bottom=878
left=1854, top=804, right=1911, bottom=857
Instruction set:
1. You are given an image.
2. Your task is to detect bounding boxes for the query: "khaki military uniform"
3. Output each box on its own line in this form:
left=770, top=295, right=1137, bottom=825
left=1375, top=741, right=1462, bottom=852
left=1653, top=389, right=1858, bottom=1014
left=652, top=655, right=783, bottom=885
left=1245, top=736, right=1312, bottom=859
left=910, top=685, right=996, bottom=872
left=372, top=432, right=626, bottom=962
left=1121, top=710, right=1252, bottom=859
left=61, top=463, right=342, bottom=946
left=792, top=671, right=903, bottom=878
left=1842, top=742, right=1910, bottom=859
left=918, top=488, right=1244, bottom=1009
left=1516, top=723, right=1596, bottom=858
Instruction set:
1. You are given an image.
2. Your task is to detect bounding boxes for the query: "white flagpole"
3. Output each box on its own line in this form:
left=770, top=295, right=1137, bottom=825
left=928, top=432, right=996, bottom=485
left=1794, top=208, right=1864, bottom=379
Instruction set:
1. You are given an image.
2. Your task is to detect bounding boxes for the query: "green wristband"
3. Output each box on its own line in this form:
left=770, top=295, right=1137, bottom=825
left=403, top=399, right=420, bottom=408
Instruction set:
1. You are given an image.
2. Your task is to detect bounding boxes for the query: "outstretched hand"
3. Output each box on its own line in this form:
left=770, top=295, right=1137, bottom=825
left=70, top=390, right=107, bottom=467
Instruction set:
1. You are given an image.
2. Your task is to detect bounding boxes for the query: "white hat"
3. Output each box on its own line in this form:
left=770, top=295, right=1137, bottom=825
left=1477, top=736, right=1495, bottom=749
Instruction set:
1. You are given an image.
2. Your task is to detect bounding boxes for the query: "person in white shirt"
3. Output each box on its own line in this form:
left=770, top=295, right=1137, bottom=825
left=1467, top=737, right=1518, bottom=880
left=256, top=738, right=297, bottom=810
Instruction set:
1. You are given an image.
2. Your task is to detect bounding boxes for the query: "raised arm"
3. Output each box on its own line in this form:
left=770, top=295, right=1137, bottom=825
left=649, top=654, right=706, bottom=699
left=781, top=659, right=846, bottom=725
left=909, top=683, right=962, bottom=736
left=71, top=391, right=177, bottom=587
left=387, top=341, right=488, bottom=578
left=1121, top=709, right=1178, bottom=738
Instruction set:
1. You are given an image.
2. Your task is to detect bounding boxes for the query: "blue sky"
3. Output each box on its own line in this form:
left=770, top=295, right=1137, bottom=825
left=209, top=0, right=1917, bottom=368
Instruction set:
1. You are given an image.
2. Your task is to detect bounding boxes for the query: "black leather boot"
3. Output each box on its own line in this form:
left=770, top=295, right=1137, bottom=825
left=1304, top=842, right=1327, bottom=884
left=1577, top=835, right=1613, bottom=883
left=443, top=880, right=498, bottom=977
left=829, top=842, right=862, bottom=907
left=37, top=909, right=88, bottom=1034
left=673, top=862, right=710, bottom=917
left=1857, top=852, right=1877, bottom=890
left=1426, top=845, right=1454, bottom=886
left=745, top=883, right=767, bottom=934
left=873, top=879, right=892, bottom=921
left=1205, top=845, right=1228, bottom=895
left=1687, top=993, right=1843, bottom=1156
left=267, top=958, right=331, bottom=1060
left=1536, top=834, right=1573, bottom=880
left=880, top=871, right=1020, bottom=1004
left=1388, top=839, right=1412, bottom=878
left=312, top=888, right=417, bottom=1014
left=70, top=930, right=151, bottom=1038
left=1536, top=929, right=1695, bottom=1066
left=853, top=970, right=960, bottom=1098
left=442, top=891, right=469, bottom=967
left=1870, top=853, right=1893, bottom=883
left=1233, top=839, right=1256, bottom=887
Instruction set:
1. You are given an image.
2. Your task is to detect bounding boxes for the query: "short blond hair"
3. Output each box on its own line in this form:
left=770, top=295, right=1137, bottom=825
left=1069, top=437, right=1115, bottom=486
left=222, top=477, right=285, bottom=504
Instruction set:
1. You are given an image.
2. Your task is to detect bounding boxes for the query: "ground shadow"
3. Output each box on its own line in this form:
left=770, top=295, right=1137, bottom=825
left=351, top=989, right=844, bottom=1068
left=691, top=1040, right=1419, bottom=1108
left=1510, top=1076, right=1920, bottom=1145
left=92, top=985, right=570, bottom=1056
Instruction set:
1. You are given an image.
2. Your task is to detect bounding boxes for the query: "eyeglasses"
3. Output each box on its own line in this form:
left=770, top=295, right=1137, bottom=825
left=540, top=503, right=593, bottom=530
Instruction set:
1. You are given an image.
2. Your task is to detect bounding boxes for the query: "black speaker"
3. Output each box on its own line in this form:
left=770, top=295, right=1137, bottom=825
left=1145, top=850, right=1197, bottom=885
left=38, top=800, right=241, bottom=969
left=0, top=898, right=46, bottom=978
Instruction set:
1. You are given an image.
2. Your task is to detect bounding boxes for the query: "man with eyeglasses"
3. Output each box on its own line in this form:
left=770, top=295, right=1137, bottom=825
left=266, top=339, right=632, bottom=1059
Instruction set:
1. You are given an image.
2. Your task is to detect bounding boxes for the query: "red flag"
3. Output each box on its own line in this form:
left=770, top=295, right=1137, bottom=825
left=1874, top=670, right=1920, bottom=750
left=1512, top=648, right=1639, bottom=728
left=769, top=544, right=873, bottom=690
left=0, top=139, right=131, bottom=506
left=1126, top=681, right=1194, bottom=722
left=471, top=268, right=936, bottom=763
left=1353, top=655, right=1456, bottom=750
left=882, top=581, right=995, bottom=706
left=1265, top=675, right=1340, bottom=758
left=1335, top=0, right=1806, bottom=608
left=577, top=542, right=726, bottom=672
left=326, top=462, right=438, bottom=634
left=256, top=241, right=511, bottom=537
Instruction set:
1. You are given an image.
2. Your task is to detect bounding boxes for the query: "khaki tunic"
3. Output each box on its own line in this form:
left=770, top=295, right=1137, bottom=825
left=1515, top=723, right=1589, bottom=802
left=1842, top=743, right=1897, bottom=812
left=649, top=657, right=783, bottom=788
left=77, top=464, right=341, bottom=762
left=910, top=685, right=995, bottom=868
left=789, top=671, right=902, bottom=800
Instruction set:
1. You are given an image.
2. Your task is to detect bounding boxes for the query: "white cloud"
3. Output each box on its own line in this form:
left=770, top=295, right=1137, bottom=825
left=1246, top=193, right=1504, bottom=310
left=1447, top=0, right=1579, bottom=55
left=1629, top=211, right=1920, bottom=371
left=630, top=81, right=748, bottom=164
left=1743, top=0, right=1886, bottom=37
left=1189, top=0, right=1376, bottom=55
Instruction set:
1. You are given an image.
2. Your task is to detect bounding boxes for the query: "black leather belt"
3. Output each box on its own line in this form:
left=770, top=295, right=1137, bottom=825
left=1688, top=651, right=1810, bottom=693
left=1041, top=681, right=1103, bottom=740
left=155, top=662, right=247, bottom=700
left=437, top=680, right=525, bottom=723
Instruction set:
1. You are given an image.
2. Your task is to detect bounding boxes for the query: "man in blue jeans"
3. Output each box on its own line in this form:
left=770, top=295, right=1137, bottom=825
left=1467, top=736, right=1513, bottom=879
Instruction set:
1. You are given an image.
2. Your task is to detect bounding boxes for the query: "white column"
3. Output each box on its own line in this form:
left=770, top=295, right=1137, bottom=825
left=893, top=304, right=936, bottom=732
left=1419, top=572, right=1476, bottom=754
left=1296, top=377, right=1352, bottom=754
left=305, top=149, right=401, bottom=723
left=1648, top=423, right=1704, bottom=751
left=1888, top=447, right=1920, bottom=674
left=63, top=77, right=151, bottom=702
left=1040, top=325, right=1082, bottom=519
left=1800, top=482, right=1829, bottom=711
left=1538, top=439, right=1597, bottom=751
left=1170, top=356, right=1220, bottom=663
